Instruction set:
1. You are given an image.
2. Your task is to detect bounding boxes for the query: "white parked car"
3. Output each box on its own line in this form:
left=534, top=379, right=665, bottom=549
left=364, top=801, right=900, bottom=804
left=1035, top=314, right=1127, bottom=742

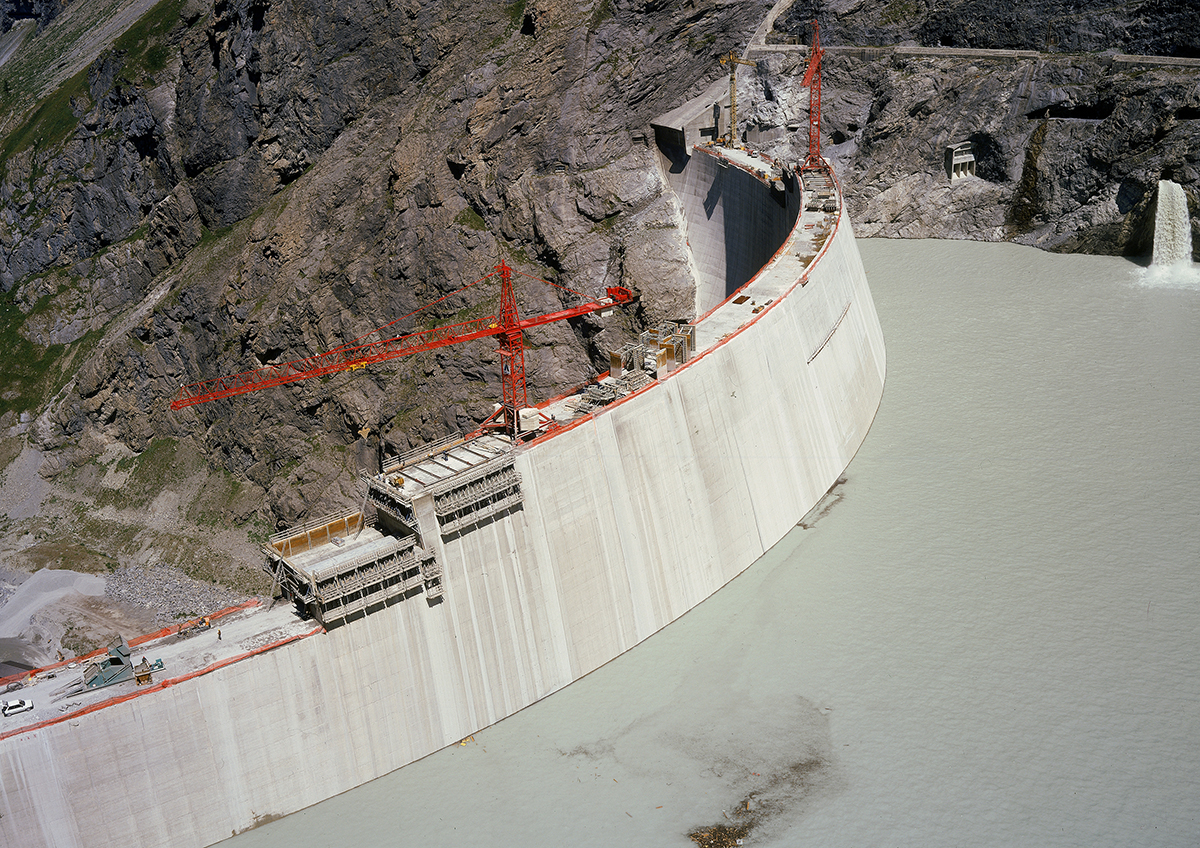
left=2, top=699, right=33, bottom=717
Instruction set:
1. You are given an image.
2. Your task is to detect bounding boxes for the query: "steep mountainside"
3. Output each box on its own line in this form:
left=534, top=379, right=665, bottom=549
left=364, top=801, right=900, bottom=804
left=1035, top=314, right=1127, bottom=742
left=812, top=51, right=1199, bottom=252
left=0, top=0, right=772, bottom=619
left=775, top=0, right=1200, bottom=57
left=0, top=0, right=1197, bottom=636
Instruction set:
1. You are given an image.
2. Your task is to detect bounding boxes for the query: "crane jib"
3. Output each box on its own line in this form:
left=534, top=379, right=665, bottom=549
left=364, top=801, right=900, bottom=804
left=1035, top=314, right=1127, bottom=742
left=170, top=282, right=635, bottom=411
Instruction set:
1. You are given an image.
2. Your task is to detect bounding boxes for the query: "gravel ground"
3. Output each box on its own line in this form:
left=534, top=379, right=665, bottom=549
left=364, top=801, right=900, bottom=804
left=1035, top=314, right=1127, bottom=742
left=0, top=564, right=28, bottom=609
left=105, top=563, right=258, bottom=624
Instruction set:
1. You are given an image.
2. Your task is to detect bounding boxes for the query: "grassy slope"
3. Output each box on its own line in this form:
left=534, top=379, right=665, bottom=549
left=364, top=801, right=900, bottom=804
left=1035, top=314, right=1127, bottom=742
left=0, top=0, right=280, bottom=626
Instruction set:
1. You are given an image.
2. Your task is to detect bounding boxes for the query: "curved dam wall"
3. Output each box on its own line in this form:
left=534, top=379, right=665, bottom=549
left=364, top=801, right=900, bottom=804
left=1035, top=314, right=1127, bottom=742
left=0, top=154, right=885, bottom=848
left=660, top=143, right=802, bottom=312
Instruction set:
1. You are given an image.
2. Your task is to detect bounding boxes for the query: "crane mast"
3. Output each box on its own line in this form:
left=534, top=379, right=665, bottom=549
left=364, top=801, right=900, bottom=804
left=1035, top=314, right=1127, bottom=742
left=801, top=19, right=825, bottom=169
left=718, top=50, right=757, bottom=148
left=495, top=260, right=528, bottom=433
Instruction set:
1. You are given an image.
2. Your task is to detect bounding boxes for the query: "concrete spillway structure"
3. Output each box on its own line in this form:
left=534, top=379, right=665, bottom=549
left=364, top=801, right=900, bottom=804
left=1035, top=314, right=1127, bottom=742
left=0, top=141, right=885, bottom=847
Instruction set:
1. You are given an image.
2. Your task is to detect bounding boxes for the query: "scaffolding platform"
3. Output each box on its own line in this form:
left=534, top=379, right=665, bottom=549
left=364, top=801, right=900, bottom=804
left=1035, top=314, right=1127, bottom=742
left=372, top=433, right=522, bottom=539
left=264, top=515, right=441, bottom=626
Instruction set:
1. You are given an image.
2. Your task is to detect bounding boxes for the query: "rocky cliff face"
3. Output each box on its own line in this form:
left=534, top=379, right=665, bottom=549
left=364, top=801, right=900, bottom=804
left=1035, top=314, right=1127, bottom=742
left=0, top=0, right=1197, bottom=593
left=759, top=0, right=1200, bottom=253
left=0, top=0, right=65, bottom=34
left=806, top=51, right=1199, bottom=254
left=775, top=0, right=1200, bottom=58
left=0, top=0, right=771, bottom=557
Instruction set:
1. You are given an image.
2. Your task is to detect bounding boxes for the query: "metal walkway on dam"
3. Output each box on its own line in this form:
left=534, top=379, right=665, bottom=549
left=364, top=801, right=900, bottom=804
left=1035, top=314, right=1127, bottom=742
left=0, top=131, right=886, bottom=848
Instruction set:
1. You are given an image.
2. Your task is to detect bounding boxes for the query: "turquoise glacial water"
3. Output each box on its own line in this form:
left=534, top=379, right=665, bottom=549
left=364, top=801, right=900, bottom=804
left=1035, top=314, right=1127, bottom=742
left=223, top=239, right=1200, bottom=847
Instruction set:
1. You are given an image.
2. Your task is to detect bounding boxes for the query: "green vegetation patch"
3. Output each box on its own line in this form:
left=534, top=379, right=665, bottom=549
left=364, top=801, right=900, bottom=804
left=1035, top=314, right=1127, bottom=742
left=590, top=0, right=613, bottom=31
left=454, top=207, right=487, bottom=231
left=881, top=0, right=921, bottom=25
left=197, top=223, right=236, bottom=248
left=0, top=284, right=92, bottom=419
left=96, top=437, right=206, bottom=509
left=127, top=437, right=198, bottom=486
left=505, top=0, right=527, bottom=31
left=190, top=467, right=262, bottom=527
left=111, top=0, right=189, bottom=82
left=1, top=67, right=90, bottom=159
left=591, top=211, right=620, bottom=232
left=19, top=539, right=117, bottom=573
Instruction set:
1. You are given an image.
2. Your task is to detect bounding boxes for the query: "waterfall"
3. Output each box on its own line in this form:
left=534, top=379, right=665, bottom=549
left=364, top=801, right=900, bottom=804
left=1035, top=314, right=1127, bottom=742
left=1151, top=180, right=1193, bottom=267
left=1138, top=179, right=1200, bottom=289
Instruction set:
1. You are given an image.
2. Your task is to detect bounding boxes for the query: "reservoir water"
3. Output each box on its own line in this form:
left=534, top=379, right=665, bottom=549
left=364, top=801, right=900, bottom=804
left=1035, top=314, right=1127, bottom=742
left=223, top=239, right=1200, bottom=847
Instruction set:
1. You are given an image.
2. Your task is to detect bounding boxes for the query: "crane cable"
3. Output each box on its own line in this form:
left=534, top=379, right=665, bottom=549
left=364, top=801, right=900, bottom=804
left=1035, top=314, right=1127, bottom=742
left=329, top=266, right=593, bottom=354
left=331, top=269, right=500, bottom=352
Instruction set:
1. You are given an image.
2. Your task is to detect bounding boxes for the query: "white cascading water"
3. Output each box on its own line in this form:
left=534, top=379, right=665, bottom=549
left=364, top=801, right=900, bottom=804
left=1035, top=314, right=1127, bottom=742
left=1142, top=179, right=1200, bottom=289
left=1151, top=179, right=1193, bottom=266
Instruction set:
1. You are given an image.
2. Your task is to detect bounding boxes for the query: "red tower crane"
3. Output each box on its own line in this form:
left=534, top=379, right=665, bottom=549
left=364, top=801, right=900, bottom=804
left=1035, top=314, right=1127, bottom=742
left=170, top=260, right=636, bottom=439
left=801, top=19, right=825, bottom=170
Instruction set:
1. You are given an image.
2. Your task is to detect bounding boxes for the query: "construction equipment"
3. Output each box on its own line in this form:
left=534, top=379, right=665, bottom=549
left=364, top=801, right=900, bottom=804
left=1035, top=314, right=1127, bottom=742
left=801, top=20, right=825, bottom=169
left=718, top=50, right=757, bottom=147
left=171, top=260, right=637, bottom=439
left=175, top=616, right=212, bottom=640
left=50, top=636, right=163, bottom=700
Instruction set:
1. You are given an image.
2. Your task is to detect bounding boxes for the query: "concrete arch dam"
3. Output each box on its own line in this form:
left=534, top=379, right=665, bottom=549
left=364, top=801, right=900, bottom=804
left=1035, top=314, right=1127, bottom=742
left=0, top=130, right=886, bottom=847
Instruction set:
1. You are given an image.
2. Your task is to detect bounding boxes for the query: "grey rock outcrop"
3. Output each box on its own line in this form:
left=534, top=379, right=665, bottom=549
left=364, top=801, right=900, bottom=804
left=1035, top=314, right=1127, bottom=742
left=4, top=0, right=774, bottom=527
left=0, top=0, right=64, bottom=34
left=3, top=0, right=1199, bottom=540
left=774, top=0, right=1200, bottom=58
left=827, top=52, right=1200, bottom=253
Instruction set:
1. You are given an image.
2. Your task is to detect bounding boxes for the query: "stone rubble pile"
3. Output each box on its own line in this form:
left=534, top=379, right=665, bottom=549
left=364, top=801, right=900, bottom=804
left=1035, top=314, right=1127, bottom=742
left=105, top=564, right=251, bottom=624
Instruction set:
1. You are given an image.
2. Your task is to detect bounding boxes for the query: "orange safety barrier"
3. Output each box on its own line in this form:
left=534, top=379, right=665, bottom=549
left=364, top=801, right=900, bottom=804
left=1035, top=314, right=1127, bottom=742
left=0, top=599, right=262, bottom=688
left=0, top=622, right=323, bottom=742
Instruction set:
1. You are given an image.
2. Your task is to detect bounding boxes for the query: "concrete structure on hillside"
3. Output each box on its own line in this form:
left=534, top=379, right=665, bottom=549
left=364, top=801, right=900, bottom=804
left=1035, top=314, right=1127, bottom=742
left=0, top=100, right=886, bottom=846
left=945, top=141, right=977, bottom=180
left=651, top=76, right=729, bottom=151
